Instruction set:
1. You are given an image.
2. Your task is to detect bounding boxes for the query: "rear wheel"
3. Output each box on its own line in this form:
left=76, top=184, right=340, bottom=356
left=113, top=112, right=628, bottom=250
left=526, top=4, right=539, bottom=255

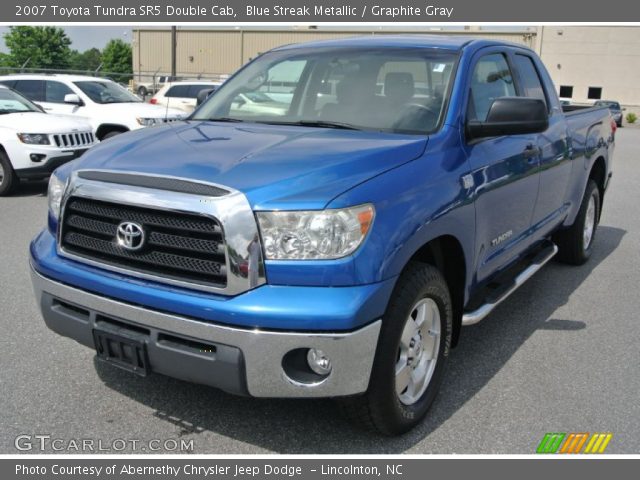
left=0, top=151, right=17, bottom=196
left=340, top=262, right=452, bottom=435
left=555, top=180, right=600, bottom=265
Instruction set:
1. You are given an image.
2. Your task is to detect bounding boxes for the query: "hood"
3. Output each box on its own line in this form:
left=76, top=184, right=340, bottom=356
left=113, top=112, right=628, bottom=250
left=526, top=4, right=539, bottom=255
left=97, top=102, right=186, bottom=119
left=68, top=120, right=428, bottom=209
left=0, top=112, right=92, bottom=133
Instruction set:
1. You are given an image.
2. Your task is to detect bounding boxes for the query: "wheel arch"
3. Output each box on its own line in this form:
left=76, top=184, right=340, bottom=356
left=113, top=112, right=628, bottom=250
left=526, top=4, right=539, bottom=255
left=405, top=234, right=467, bottom=348
left=95, top=124, right=129, bottom=140
left=588, top=155, right=607, bottom=220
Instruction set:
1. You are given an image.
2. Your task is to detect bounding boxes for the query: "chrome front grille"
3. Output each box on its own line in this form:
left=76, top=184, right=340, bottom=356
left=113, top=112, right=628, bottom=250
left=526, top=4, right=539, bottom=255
left=56, top=171, right=266, bottom=295
left=60, top=198, right=227, bottom=288
left=52, top=132, right=96, bottom=148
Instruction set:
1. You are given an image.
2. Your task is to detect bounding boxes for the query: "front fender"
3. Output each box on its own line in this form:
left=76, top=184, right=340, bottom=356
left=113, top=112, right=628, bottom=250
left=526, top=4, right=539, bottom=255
left=328, top=127, right=476, bottom=300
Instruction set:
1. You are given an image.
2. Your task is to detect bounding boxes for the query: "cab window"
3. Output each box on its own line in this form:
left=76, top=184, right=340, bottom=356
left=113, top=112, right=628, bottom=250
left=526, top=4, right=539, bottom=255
left=513, top=54, right=548, bottom=108
left=468, top=53, right=516, bottom=121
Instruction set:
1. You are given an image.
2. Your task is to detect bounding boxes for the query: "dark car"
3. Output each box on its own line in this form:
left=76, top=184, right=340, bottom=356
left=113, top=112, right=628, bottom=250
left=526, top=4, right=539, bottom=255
left=595, top=100, right=624, bottom=127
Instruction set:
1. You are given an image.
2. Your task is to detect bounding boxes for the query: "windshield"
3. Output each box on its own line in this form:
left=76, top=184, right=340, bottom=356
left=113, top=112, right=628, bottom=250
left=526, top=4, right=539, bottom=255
left=74, top=80, right=142, bottom=104
left=0, top=88, right=41, bottom=114
left=596, top=101, right=620, bottom=109
left=193, top=47, right=458, bottom=134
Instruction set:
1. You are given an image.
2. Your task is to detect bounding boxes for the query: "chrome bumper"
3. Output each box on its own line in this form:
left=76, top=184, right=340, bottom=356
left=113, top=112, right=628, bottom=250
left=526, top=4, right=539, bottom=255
left=31, top=266, right=381, bottom=398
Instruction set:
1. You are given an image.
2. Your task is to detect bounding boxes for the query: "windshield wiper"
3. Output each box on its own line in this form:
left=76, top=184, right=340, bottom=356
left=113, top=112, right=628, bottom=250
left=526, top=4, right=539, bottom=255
left=259, top=120, right=361, bottom=130
left=204, top=117, right=245, bottom=123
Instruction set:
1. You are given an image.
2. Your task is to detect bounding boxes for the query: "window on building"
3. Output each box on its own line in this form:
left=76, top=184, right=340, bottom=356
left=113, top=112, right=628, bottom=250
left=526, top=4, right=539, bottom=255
left=588, top=87, right=602, bottom=100
left=559, top=85, right=573, bottom=98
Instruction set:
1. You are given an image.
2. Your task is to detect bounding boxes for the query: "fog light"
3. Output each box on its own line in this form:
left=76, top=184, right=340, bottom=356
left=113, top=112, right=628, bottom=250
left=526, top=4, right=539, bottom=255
left=307, top=349, right=332, bottom=376
left=30, top=154, right=46, bottom=162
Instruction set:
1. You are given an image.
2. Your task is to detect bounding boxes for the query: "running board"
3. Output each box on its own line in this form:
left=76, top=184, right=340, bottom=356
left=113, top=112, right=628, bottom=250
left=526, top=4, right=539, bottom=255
left=462, top=243, right=559, bottom=326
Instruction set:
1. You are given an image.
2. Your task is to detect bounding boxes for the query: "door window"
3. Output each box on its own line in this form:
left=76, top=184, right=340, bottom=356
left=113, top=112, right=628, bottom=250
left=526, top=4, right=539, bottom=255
left=165, top=85, right=191, bottom=98
left=513, top=54, right=547, bottom=108
left=45, top=81, right=74, bottom=103
left=13, top=80, right=45, bottom=102
left=468, top=54, right=516, bottom=121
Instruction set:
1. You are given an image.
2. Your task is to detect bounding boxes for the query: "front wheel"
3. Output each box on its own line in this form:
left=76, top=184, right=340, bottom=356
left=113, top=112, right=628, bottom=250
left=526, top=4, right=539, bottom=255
left=0, top=151, right=17, bottom=196
left=340, top=262, right=452, bottom=435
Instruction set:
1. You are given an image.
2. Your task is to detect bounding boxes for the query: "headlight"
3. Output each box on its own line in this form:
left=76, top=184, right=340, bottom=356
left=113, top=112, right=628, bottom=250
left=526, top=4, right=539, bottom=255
left=17, top=133, right=50, bottom=145
left=136, top=117, right=162, bottom=127
left=48, top=174, right=66, bottom=220
left=256, top=204, right=374, bottom=260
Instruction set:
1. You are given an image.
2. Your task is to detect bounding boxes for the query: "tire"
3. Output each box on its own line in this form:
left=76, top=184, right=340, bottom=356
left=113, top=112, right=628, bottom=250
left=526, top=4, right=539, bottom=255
left=101, top=131, right=124, bottom=140
left=137, top=86, right=148, bottom=98
left=339, top=262, right=452, bottom=435
left=554, top=179, right=600, bottom=265
left=0, top=151, right=17, bottom=196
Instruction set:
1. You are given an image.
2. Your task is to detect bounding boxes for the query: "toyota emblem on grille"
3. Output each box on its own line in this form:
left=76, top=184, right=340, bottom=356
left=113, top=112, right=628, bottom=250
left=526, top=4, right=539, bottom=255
left=116, top=221, right=145, bottom=251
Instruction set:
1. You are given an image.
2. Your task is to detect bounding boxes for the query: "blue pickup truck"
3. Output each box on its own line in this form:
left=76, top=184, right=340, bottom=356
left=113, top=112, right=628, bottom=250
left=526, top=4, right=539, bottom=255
left=30, top=36, right=615, bottom=435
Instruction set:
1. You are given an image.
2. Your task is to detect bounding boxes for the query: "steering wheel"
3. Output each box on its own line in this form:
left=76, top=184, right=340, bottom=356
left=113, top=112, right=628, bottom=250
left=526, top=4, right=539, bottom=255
left=393, top=103, right=438, bottom=131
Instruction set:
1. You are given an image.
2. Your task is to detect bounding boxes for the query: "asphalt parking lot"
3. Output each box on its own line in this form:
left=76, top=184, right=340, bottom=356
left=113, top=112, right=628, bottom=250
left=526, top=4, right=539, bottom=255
left=1, top=128, right=639, bottom=454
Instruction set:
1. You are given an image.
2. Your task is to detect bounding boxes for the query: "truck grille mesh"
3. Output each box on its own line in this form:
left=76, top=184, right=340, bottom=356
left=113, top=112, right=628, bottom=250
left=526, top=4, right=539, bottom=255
left=60, top=198, right=227, bottom=288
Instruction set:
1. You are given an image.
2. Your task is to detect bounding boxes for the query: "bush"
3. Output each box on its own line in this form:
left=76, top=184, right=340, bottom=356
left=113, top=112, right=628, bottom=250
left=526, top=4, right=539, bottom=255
left=626, top=112, right=637, bottom=124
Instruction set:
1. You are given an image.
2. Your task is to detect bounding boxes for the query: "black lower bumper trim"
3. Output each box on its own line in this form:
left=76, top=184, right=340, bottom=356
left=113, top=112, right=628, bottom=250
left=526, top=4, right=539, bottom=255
left=40, top=291, right=249, bottom=395
left=16, top=150, right=88, bottom=180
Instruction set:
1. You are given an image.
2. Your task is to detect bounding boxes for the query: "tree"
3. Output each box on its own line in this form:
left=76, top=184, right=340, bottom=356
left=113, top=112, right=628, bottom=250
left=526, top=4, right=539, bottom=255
left=3, top=26, right=72, bottom=69
left=69, top=48, right=102, bottom=72
left=101, top=39, right=132, bottom=83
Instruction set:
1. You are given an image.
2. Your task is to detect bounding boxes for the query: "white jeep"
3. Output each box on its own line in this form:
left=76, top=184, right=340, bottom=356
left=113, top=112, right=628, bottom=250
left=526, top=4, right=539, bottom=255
left=0, top=85, right=97, bottom=195
left=0, top=74, right=186, bottom=141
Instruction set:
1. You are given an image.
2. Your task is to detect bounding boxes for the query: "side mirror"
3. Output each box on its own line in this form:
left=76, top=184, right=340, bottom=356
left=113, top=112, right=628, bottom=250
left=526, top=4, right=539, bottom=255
left=232, top=98, right=246, bottom=108
left=467, top=97, right=548, bottom=140
left=196, top=88, right=215, bottom=106
left=64, top=94, right=83, bottom=106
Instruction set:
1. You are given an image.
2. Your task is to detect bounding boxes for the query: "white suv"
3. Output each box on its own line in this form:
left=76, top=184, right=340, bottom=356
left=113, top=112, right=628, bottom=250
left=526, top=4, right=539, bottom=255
left=150, top=81, right=221, bottom=113
left=0, top=85, right=97, bottom=195
left=0, top=74, right=186, bottom=140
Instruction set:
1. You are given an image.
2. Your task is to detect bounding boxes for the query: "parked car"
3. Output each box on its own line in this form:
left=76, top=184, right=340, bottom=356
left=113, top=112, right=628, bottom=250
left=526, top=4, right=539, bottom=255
left=0, top=85, right=97, bottom=195
left=0, top=74, right=186, bottom=140
left=30, top=36, right=615, bottom=435
left=150, top=81, right=222, bottom=113
left=133, top=75, right=176, bottom=98
left=229, top=91, right=289, bottom=116
left=594, top=100, right=624, bottom=127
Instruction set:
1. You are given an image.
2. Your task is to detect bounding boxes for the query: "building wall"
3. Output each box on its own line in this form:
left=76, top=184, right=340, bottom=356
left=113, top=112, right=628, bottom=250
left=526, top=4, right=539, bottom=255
left=133, top=28, right=537, bottom=80
left=539, top=26, right=640, bottom=105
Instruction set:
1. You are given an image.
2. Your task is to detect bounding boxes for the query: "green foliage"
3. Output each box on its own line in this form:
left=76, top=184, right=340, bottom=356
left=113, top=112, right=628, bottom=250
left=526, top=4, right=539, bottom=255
left=69, top=48, right=102, bottom=72
left=3, top=26, right=72, bottom=69
left=626, top=112, right=637, bottom=124
left=101, top=39, right=132, bottom=82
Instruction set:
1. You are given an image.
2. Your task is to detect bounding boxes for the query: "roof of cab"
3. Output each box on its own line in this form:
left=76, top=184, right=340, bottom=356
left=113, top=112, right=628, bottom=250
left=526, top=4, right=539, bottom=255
left=273, top=35, right=529, bottom=53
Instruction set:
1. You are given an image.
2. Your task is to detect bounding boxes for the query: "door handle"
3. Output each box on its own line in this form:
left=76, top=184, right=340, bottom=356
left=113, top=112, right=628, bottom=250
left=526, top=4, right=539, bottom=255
left=523, top=144, right=540, bottom=161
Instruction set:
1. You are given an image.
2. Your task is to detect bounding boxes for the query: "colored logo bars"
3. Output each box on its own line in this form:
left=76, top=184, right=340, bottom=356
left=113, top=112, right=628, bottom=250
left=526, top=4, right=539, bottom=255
left=537, top=433, right=613, bottom=454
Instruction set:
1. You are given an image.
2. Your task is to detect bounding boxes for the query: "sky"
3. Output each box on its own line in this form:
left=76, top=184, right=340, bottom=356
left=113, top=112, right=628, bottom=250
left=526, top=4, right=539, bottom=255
left=0, top=26, right=132, bottom=53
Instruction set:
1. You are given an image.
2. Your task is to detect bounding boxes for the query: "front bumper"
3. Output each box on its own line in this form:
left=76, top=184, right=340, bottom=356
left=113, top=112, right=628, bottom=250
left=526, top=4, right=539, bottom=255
left=15, top=150, right=88, bottom=180
left=31, top=265, right=381, bottom=398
